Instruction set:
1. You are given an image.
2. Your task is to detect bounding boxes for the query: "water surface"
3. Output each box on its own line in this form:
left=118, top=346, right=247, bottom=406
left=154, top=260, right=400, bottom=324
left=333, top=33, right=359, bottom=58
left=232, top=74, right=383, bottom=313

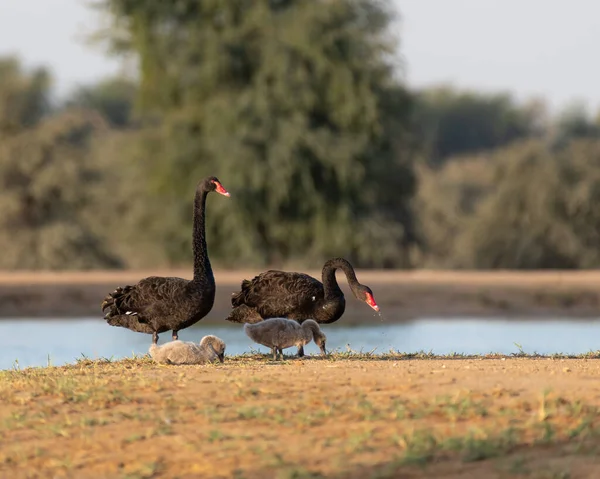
left=2, top=317, right=600, bottom=370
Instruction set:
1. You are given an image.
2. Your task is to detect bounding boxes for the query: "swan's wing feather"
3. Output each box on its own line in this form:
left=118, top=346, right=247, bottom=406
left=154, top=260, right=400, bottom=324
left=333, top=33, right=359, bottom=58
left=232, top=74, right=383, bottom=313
left=236, top=270, right=324, bottom=317
left=102, top=276, right=189, bottom=321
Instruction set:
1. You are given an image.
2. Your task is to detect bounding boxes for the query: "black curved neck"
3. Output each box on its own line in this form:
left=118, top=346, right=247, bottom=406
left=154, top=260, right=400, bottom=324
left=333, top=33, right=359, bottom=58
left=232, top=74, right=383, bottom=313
left=321, top=258, right=358, bottom=300
left=192, top=186, right=212, bottom=282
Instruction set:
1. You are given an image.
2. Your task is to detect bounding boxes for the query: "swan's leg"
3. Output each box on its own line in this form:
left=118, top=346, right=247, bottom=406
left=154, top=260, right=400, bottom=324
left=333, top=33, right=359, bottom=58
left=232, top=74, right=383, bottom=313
left=297, top=345, right=305, bottom=358
left=152, top=331, right=159, bottom=344
left=172, top=330, right=179, bottom=341
left=271, top=347, right=277, bottom=360
left=278, top=348, right=284, bottom=360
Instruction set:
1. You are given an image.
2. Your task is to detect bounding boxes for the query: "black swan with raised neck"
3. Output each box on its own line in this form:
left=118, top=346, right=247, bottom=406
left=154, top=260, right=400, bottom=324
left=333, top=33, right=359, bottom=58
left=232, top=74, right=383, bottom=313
left=101, top=176, right=230, bottom=344
left=225, top=258, right=379, bottom=355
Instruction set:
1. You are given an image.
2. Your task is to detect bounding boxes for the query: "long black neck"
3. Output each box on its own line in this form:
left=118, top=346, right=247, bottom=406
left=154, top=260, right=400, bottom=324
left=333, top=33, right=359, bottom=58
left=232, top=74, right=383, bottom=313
left=192, top=186, right=212, bottom=282
left=321, top=258, right=359, bottom=300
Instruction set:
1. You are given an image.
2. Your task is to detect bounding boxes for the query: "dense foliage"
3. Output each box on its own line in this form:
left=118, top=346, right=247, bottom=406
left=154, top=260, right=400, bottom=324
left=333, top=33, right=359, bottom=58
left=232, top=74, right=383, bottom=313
left=0, top=59, right=121, bottom=269
left=93, top=0, right=417, bottom=268
left=415, top=139, right=600, bottom=269
left=1, top=1, right=600, bottom=270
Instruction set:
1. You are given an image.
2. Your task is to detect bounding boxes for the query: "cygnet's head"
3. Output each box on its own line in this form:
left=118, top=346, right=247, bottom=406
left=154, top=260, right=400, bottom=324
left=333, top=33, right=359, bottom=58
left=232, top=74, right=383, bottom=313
left=200, top=335, right=226, bottom=363
left=313, top=330, right=327, bottom=356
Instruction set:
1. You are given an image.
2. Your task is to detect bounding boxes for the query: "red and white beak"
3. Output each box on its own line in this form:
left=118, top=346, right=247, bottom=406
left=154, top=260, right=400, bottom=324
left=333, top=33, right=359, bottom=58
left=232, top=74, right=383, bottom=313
left=365, top=293, right=380, bottom=312
left=213, top=181, right=230, bottom=197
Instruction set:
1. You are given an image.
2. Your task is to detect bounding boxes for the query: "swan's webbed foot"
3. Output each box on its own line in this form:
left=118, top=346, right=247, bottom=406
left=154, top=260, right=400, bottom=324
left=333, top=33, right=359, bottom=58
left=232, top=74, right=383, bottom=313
left=172, top=330, right=179, bottom=341
left=152, top=332, right=159, bottom=344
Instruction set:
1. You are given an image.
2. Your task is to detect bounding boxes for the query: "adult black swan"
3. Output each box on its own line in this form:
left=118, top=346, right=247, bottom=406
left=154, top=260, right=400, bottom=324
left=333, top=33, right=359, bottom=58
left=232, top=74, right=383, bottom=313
left=101, top=176, right=230, bottom=344
left=225, top=258, right=379, bottom=356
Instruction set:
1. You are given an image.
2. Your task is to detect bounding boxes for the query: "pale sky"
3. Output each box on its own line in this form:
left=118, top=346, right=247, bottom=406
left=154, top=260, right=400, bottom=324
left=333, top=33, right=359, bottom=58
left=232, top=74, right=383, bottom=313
left=0, top=0, right=599, bottom=113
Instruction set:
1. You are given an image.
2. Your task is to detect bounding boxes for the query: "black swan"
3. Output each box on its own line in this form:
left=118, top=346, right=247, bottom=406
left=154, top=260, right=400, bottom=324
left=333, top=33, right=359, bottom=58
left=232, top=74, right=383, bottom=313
left=226, top=257, right=379, bottom=356
left=101, top=176, right=230, bottom=344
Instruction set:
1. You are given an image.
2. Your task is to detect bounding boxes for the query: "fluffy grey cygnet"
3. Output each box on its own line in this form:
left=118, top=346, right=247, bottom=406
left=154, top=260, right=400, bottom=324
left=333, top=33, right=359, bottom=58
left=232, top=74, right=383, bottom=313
left=244, top=318, right=327, bottom=360
left=148, top=335, right=226, bottom=365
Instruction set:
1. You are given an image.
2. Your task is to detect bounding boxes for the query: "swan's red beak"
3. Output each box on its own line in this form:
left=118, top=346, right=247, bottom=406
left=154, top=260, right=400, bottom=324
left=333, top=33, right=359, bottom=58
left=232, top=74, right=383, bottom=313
left=365, top=293, right=379, bottom=312
left=214, top=181, right=230, bottom=197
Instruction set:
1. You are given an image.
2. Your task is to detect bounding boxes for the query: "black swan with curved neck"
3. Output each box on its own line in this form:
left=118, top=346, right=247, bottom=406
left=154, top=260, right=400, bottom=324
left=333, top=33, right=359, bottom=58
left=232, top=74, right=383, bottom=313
left=101, top=176, right=230, bottom=344
left=225, top=258, right=379, bottom=356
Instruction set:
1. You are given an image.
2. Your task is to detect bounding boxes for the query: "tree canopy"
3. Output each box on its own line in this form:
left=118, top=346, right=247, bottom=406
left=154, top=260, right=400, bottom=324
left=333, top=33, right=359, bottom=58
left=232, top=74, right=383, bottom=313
left=66, top=77, right=137, bottom=127
left=0, top=58, right=122, bottom=269
left=416, top=139, right=600, bottom=269
left=413, top=86, right=543, bottom=165
left=95, top=0, right=417, bottom=268
left=2, top=2, right=600, bottom=271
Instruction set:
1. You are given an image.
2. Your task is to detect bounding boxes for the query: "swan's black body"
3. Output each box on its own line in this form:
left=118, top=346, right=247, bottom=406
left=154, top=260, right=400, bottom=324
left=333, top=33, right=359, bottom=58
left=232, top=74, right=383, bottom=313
left=101, top=176, right=229, bottom=344
left=226, top=258, right=379, bottom=356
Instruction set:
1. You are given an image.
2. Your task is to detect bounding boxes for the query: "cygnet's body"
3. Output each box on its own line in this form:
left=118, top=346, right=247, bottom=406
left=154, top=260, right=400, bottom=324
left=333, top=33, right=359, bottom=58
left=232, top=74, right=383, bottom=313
left=149, top=335, right=226, bottom=365
left=244, top=318, right=327, bottom=360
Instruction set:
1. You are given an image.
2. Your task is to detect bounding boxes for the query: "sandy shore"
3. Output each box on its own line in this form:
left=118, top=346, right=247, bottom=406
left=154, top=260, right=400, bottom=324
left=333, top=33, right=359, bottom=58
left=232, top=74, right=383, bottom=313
left=0, top=269, right=599, bottom=321
left=1, top=356, right=600, bottom=478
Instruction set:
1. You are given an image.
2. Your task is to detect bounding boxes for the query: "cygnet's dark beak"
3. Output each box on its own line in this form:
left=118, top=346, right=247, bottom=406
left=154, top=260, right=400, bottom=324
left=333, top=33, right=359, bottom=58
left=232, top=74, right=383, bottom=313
left=218, top=353, right=225, bottom=363
left=320, top=343, right=327, bottom=356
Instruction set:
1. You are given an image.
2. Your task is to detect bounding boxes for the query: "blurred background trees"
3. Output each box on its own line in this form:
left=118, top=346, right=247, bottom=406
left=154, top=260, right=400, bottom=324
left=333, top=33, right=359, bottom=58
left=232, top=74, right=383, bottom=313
left=0, top=58, right=122, bottom=269
left=1, top=1, right=600, bottom=270
left=412, top=87, right=544, bottom=165
left=415, top=138, right=600, bottom=269
left=94, top=0, right=418, bottom=268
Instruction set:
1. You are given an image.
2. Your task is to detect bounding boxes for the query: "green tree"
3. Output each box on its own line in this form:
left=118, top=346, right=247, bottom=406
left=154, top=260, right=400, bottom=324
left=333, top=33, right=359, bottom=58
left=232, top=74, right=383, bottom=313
left=94, top=0, right=417, bottom=268
left=457, top=141, right=575, bottom=269
left=0, top=57, right=50, bottom=133
left=550, top=102, right=599, bottom=149
left=553, top=139, right=600, bottom=267
left=413, top=86, right=541, bottom=165
left=83, top=126, right=175, bottom=268
left=414, top=155, right=495, bottom=267
left=0, top=108, right=123, bottom=269
left=0, top=56, right=121, bottom=269
left=418, top=139, right=600, bottom=270
left=66, top=77, right=137, bottom=127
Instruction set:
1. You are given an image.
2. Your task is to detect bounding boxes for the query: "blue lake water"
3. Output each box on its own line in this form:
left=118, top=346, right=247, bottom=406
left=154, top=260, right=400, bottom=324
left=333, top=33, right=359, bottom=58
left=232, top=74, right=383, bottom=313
left=2, top=317, right=600, bottom=370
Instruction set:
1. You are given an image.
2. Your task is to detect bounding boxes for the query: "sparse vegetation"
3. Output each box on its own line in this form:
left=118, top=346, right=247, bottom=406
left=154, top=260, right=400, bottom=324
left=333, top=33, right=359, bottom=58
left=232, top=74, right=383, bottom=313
left=1, top=355, right=600, bottom=478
